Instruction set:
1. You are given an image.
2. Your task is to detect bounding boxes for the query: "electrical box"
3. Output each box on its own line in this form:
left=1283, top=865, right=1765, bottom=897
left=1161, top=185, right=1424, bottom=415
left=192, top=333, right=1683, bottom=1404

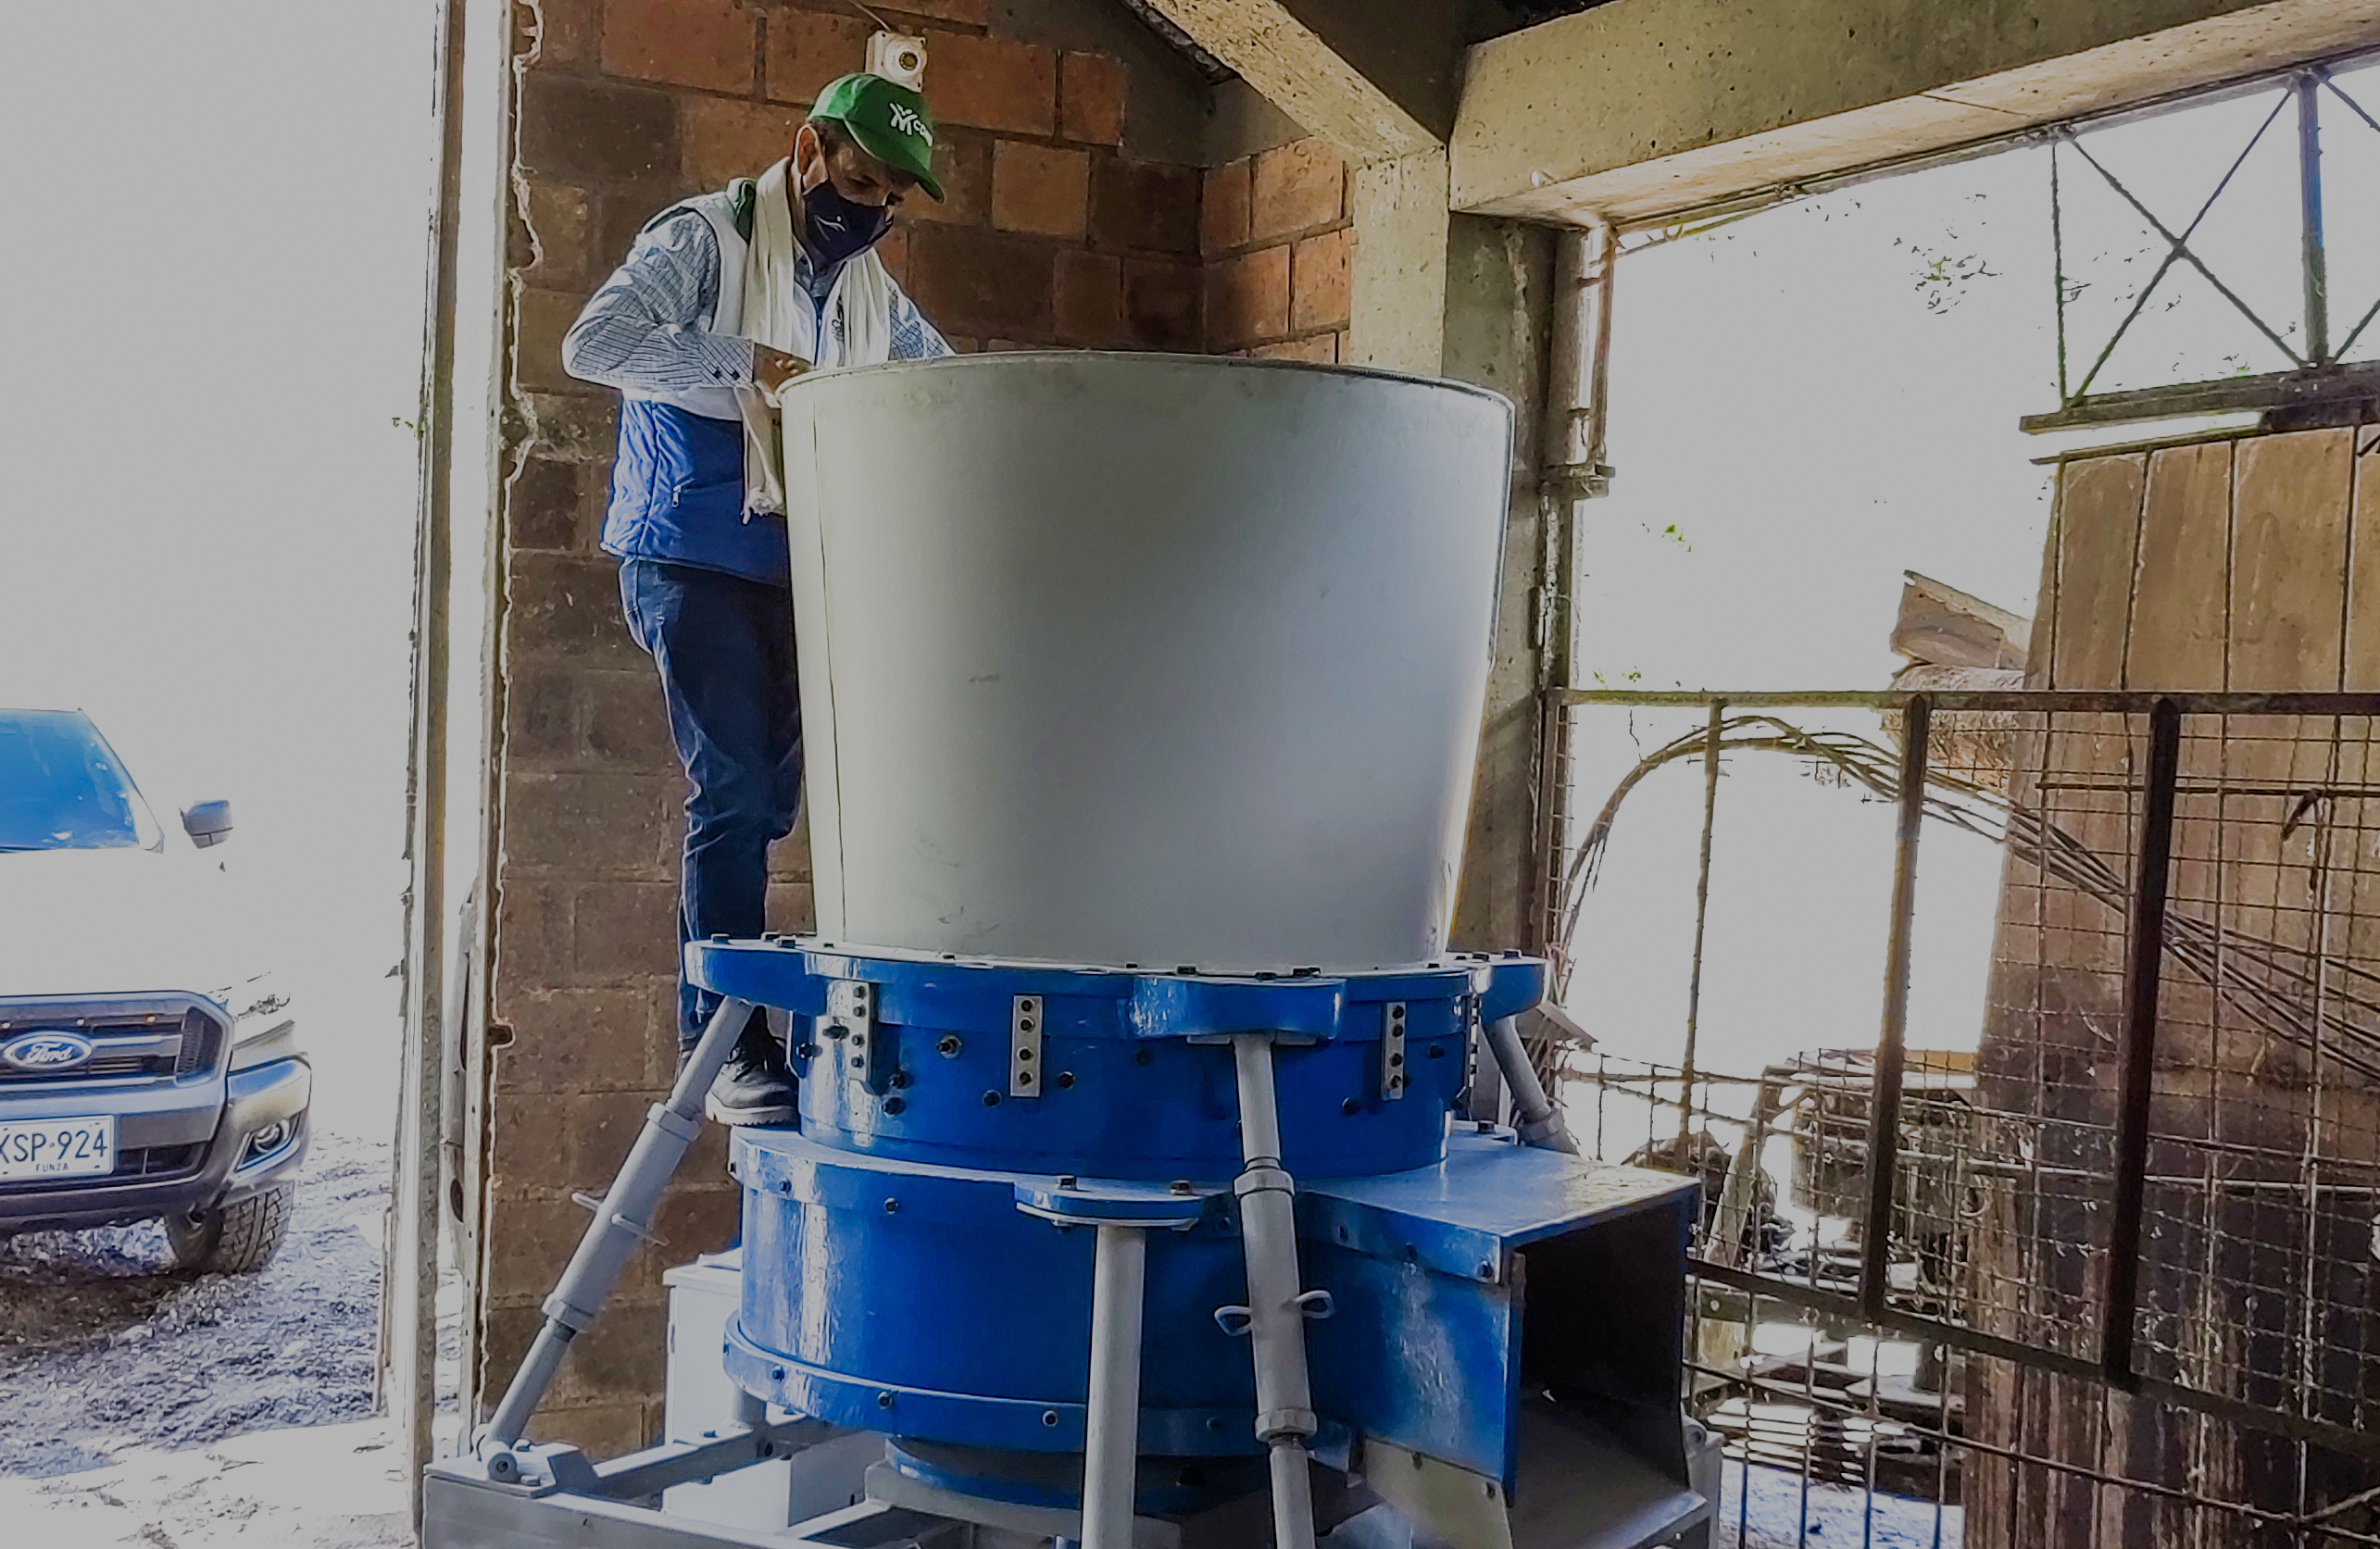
left=659, top=1251, right=879, bottom=1530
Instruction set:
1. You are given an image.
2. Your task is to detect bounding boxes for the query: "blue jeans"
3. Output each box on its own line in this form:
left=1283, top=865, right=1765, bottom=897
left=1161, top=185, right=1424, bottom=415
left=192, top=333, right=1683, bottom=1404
left=619, top=559, right=802, bottom=1051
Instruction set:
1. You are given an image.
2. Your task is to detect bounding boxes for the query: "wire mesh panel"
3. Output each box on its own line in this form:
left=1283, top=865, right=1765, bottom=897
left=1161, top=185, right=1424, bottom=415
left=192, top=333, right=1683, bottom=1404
left=1541, top=690, right=2380, bottom=1548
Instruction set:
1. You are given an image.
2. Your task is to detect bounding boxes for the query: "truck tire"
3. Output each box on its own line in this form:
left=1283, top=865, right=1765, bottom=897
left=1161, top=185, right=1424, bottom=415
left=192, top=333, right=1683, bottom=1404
left=166, top=1183, right=294, bottom=1274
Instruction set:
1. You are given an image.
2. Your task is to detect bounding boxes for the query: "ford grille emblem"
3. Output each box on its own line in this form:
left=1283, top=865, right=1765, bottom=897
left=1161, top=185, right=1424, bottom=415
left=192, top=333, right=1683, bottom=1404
left=1, top=1031, right=95, bottom=1073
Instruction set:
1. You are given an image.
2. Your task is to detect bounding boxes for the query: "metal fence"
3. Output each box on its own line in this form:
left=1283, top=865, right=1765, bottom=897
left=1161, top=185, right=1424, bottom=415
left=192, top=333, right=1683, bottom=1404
left=1538, top=689, right=2380, bottom=1547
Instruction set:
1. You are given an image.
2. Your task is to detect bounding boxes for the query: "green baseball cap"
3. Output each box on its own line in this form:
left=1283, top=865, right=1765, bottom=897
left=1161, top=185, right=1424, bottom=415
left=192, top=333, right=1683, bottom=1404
left=810, top=73, right=944, bottom=202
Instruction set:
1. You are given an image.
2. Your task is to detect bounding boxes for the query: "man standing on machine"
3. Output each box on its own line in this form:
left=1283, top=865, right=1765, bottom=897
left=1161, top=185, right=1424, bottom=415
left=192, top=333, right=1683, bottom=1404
left=562, top=74, right=948, bottom=1124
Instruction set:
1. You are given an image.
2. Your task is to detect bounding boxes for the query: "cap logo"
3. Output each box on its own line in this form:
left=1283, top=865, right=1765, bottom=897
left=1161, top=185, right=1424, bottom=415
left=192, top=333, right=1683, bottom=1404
left=887, top=102, right=933, bottom=145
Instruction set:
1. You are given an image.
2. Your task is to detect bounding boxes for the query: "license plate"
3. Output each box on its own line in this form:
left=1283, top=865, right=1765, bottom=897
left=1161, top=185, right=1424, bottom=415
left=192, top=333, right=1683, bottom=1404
left=0, top=1116, right=116, bottom=1181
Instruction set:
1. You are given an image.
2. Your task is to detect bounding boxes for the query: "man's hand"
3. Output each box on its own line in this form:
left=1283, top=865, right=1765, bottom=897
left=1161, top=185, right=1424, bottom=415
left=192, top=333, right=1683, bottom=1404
left=754, top=345, right=811, bottom=396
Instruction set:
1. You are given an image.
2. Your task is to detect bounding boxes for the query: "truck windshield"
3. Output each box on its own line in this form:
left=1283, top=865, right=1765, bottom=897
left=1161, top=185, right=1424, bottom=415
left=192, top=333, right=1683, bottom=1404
left=0, top=710, right=164, bottom=852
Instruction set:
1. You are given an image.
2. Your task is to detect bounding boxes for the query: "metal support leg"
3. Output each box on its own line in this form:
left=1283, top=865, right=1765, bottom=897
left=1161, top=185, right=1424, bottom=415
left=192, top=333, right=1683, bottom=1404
left=1081, top=1223, right=1147, bottom=1549
left=1483, top=1015, right=1579, bottom=1155
left=1228, top=1034, right=1319, bottom=1549
left=482, top=995, right=756, bottom=1451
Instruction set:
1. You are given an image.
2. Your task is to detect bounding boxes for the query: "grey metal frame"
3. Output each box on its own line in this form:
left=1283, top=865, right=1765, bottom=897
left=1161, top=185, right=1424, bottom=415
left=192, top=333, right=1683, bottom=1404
left=2025, top=66, right=2380, bottom=431
left=1547, top=686, right=2380, bottom=1470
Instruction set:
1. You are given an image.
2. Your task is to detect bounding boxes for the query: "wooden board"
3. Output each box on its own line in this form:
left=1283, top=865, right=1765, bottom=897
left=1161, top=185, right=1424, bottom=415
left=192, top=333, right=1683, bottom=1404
left=2126, top=440, right=2232, bottom=692
left=2228, top=428, right=2353, bottom=693
left=2344, top=427, right=2380, bottom=692
left=2049, top=454, right=2147, bottom=689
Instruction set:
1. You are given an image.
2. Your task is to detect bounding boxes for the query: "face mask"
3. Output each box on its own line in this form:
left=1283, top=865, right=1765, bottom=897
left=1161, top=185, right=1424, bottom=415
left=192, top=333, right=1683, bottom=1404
left=801, top=174, right=891, bottom=269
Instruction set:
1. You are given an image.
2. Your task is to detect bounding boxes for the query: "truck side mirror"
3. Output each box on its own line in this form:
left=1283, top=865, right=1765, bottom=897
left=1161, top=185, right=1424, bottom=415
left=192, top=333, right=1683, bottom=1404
left=182, top=800, right=233, bottom=848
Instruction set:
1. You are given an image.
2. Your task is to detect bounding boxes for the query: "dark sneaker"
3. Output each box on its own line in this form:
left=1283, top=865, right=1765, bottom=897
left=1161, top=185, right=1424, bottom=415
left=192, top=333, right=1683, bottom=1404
left=702, top=1044, right=796, bottom=1126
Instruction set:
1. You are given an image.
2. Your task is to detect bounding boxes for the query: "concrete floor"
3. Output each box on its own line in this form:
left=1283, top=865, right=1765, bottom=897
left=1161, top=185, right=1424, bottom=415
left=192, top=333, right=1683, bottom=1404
left=0, top=1416, right=410, bottom=1548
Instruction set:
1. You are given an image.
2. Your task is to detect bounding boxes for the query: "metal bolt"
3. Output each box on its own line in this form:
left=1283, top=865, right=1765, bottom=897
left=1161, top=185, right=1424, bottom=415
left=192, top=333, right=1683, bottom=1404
left=1170, top=1179, right=1194, bottom=1194
left=877, top=1391, right=895, bottom=1409
left=1134, top=1048, right=1154, bottom=1067
left=1477, top=1261, right=1494, bottom=1279
left=1341, top=1098, right=1359, bottom=1116
left=1018, top=1070, right=1035, bottom=1087
left=883, top=1197, right=899, bottom=1214
left=983, top=1091, right=1001, bottom=1106
left=883, top=1096, right=906, bottom=1115
left=1058, top=1175, right=1079, bottom=1189
left=1043, top=1410, right=1060, bottom=1427
left=937, top=1035, right=962, bottom=1057
left=1057, top=1071, right=1075, bottom=1088
left=1428, top=1043, right=1445, bottom=1059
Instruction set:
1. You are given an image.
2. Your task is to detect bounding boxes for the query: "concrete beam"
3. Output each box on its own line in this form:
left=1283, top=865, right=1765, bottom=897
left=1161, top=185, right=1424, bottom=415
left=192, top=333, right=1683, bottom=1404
left=1140, top=0, right=1483, bottom=160
left=1455, top=0, right=2380, bottom=224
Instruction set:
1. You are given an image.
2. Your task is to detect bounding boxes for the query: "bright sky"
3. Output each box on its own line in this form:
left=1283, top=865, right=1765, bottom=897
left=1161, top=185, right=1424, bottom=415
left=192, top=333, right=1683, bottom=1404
left=0, top=4, right=435, bottom=1133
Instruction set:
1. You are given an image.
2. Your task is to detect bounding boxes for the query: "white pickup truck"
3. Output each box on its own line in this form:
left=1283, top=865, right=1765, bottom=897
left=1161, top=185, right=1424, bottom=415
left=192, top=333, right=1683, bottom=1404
left=0, top=707, right=310, bottom=1272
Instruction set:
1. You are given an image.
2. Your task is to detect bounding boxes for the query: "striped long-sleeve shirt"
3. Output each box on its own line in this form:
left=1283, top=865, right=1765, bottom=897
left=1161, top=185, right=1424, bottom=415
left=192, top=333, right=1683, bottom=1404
left=561, top=209, right=949, bottom=394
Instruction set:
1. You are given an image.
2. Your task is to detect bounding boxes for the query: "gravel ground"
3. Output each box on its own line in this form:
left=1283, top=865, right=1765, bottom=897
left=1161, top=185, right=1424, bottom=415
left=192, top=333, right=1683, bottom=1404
left=1718, top=1460, right=1964, bottom=1547
left=0, top=1132, right=389, bottom=1479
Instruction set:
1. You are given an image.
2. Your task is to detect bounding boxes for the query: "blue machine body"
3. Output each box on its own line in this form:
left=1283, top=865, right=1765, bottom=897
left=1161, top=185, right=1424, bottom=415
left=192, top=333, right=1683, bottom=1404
left=687, top=937, right=1697, bottom=1509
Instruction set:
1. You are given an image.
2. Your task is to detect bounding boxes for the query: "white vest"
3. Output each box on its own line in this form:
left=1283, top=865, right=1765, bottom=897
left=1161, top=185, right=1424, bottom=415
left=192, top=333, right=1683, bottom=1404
left=629, top=185, right=898, bottom=424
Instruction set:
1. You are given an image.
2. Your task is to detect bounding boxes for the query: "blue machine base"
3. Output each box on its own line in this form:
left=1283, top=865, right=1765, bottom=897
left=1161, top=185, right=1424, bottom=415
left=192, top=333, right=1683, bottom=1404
left=690, top=937, right=1699, bottom=1512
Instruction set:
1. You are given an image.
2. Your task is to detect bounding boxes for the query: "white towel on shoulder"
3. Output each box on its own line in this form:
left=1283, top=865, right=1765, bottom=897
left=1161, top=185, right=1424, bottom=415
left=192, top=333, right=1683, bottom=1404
left=733, top=157, right=896, bottom=518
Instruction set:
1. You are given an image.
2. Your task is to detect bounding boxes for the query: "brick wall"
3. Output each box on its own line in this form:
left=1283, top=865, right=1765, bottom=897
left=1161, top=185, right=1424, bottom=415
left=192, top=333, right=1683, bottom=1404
left=486, top=0, right=1221, bottom=1451
left=1200, top=136, right=1351, bottom=362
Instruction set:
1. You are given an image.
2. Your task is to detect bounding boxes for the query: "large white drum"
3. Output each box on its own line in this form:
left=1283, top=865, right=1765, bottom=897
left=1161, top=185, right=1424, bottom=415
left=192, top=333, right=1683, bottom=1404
left=780, top=352, right=1513, bottom=971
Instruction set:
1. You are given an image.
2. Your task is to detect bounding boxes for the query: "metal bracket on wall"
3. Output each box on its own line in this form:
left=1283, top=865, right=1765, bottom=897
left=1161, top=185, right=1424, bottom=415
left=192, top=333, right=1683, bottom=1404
left=822, top=980, right=878, bottom=1094
left=1010, top=994, right=1043, bottom=1099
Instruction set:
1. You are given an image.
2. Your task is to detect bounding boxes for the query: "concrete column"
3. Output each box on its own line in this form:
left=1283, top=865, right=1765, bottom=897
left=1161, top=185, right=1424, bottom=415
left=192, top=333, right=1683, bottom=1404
left=1347, top=149, right=1451, bottom=376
